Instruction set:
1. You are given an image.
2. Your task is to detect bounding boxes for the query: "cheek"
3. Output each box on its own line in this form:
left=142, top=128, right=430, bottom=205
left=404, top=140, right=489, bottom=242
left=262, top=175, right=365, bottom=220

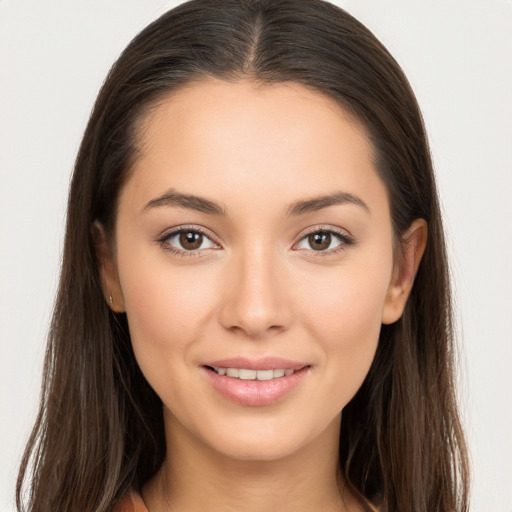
left=308, top=274, right=387, bottom=336
left=298, top=255, right=392, bottom=400
left=301, top=253, right=392, bottom=334
left=116, top=250, right=219, bottom=373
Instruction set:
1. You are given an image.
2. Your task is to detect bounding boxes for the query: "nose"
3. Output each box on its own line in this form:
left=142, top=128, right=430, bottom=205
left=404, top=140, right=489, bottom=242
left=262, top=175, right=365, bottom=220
left=219, top=245, right=292, bottom=339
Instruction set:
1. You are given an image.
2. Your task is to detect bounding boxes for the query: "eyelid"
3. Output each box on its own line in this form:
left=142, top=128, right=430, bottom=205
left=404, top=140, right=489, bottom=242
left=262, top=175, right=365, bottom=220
left=155, top=224, right=354, bottom=257
left=293, top=225, right=355, bottom=254
left=156, top=225, right=222, bottom=255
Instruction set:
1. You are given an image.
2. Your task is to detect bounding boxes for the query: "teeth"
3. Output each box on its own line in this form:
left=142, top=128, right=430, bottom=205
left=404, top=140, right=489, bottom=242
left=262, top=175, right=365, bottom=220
left=211, top=367, right=296, bottom=380
left=239, top=369, right=257, bottom=380
left=256, top=369, right=273, bottom=381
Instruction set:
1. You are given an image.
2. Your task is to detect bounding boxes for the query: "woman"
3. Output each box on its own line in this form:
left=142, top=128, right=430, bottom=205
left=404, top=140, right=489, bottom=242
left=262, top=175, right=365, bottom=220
left=16, top=0, right=470, bottom=510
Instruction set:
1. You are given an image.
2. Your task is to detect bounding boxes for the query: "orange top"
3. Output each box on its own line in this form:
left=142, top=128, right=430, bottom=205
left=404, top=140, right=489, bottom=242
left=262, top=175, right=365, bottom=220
left=115, top=492, right=149, bottom=512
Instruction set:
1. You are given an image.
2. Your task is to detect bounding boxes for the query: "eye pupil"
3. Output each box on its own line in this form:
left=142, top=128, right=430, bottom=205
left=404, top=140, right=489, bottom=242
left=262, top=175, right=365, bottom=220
left=309, top=232, right=331, bottom=251
left=180, top=231, right=203, bottom=250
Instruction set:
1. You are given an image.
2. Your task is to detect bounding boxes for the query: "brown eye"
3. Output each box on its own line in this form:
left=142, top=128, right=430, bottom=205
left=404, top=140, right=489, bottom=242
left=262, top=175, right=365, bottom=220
left=308, top=232, right=332, bottom=251
left=179, top=231, right=203, bottom=250
left=161, top=228, right=218, bottom=253
left=296, top=229, right=351, bottom=253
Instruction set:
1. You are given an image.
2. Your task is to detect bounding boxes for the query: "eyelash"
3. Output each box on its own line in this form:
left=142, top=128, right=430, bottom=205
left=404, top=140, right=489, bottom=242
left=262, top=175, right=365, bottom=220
left=156, top=226, right=219, bottom=258
left=295, top=227, right=355, bottom=256
left=156, top=226, right=354, bottom=257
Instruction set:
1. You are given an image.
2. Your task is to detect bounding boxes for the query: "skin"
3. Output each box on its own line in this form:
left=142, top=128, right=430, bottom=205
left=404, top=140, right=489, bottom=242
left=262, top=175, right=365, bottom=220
left=98, top=78, right=426, bottom=511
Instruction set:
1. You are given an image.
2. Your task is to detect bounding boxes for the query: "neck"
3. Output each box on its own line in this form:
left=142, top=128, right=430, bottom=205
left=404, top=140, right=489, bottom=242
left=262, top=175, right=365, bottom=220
left=143, top=412, right=361, bottom=512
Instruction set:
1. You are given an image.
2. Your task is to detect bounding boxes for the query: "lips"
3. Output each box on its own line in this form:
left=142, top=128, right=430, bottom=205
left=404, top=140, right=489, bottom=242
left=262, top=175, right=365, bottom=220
left=201, top=357, right=310, bottom=406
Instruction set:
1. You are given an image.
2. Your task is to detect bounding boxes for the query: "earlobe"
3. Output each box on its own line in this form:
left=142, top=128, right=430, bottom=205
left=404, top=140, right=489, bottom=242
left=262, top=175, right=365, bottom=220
left=91, top=221, right=125, bottom=313
left=382, top=219, right=427, bottom=325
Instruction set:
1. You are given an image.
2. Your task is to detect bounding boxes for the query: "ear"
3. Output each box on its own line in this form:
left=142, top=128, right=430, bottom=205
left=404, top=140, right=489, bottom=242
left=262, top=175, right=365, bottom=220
left=91, top=221, right=125, bottom=313
left=382, top=219, right=427, bottom=325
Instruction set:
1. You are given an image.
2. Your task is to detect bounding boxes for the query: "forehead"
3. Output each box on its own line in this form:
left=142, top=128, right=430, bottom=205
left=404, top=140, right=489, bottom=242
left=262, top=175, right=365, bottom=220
left=137, top=77, right=368, bottom=158
left=122, top=78, right=387, bottom=217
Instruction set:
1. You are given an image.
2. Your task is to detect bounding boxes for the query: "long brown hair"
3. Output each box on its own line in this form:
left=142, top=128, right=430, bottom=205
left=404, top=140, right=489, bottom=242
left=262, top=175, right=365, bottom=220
left=17, top=1, right=469, bottom=510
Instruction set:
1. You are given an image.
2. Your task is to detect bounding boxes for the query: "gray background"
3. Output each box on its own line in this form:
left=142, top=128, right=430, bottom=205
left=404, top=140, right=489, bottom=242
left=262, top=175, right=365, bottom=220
left=1, top=0, right=511, bottom=510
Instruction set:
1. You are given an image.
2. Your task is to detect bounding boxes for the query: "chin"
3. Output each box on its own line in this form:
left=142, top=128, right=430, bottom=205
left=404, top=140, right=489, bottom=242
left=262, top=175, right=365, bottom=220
left=210, top=434, right=304, bottom=462
left=194, top=413, right=340, bottom=464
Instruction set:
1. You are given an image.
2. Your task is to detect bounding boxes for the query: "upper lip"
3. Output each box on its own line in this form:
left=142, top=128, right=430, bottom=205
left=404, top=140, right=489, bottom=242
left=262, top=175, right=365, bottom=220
left=202, top=357, right=309, bottom=371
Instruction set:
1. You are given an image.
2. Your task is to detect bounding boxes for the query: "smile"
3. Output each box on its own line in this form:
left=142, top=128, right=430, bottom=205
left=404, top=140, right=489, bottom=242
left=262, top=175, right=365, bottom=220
left=207, top=367, right=296, bottom=380
left=202, top=360, right=310, bottom=406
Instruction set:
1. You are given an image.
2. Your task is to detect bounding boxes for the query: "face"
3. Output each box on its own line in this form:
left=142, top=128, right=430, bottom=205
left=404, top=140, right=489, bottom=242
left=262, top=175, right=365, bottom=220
left=103, top=78, right=417, bottom=462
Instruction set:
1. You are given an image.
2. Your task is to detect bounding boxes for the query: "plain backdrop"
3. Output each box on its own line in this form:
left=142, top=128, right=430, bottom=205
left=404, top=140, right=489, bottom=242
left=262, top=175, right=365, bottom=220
left=1, top=1, right=511, bottom=510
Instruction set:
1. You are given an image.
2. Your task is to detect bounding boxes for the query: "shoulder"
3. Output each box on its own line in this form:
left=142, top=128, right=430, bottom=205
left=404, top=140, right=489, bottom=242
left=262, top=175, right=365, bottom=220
left=114, top=491, right=149, bottom=512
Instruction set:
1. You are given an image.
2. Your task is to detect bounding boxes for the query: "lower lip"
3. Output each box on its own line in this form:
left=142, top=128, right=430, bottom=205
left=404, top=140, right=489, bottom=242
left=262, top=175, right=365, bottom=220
left=202, top=367, right=310, bottom=406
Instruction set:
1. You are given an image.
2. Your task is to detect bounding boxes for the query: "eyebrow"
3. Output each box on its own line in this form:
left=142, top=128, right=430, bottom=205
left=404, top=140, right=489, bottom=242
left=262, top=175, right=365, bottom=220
left=287, top=191, right=370, bottom=216
left=143, top=189, right=226, bottom=215
left=142, top=189, right=369, bottom=217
